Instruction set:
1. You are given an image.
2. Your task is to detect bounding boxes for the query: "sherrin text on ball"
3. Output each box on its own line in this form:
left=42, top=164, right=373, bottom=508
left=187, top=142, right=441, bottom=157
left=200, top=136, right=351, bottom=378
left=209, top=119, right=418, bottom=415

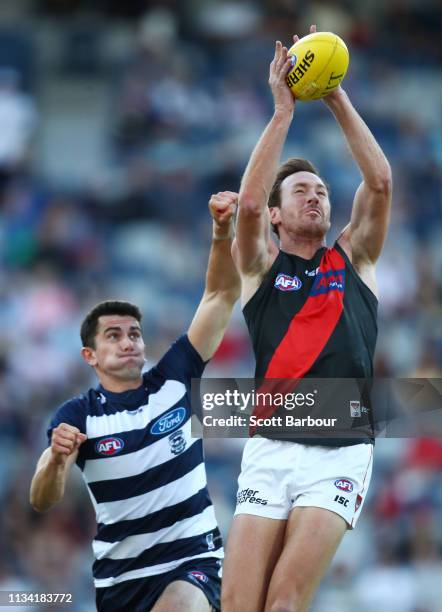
left=286, top=31, right=349, bottom=101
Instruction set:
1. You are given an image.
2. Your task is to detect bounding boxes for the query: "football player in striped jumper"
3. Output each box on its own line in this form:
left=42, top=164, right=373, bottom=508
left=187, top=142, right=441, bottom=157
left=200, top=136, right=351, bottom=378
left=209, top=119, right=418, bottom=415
left=30, top=191, right=240, bottom=612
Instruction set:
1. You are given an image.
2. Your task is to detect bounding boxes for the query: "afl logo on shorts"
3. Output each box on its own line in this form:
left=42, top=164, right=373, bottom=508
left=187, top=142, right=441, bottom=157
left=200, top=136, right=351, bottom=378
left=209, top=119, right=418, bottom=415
left=275, top=273, right=302, bottom=291
left=334, top=478, right=353, bottom=492
left=95, top=437, right=124, bottom=456
left=187, top=571, right=208, bottom=584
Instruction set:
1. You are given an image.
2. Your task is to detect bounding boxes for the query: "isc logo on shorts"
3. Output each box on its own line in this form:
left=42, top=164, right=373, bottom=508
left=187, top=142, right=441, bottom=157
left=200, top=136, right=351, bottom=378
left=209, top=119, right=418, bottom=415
left=333, top=494, right=349, bottom=507
left=236, top=488, right=268, bottom=505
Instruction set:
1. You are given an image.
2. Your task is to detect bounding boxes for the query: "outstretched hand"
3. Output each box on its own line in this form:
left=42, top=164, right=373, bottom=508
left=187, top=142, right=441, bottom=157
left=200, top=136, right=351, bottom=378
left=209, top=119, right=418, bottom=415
left=269, top=40, right=294, bottom=114
left=269, top=24, right=318, bottom=112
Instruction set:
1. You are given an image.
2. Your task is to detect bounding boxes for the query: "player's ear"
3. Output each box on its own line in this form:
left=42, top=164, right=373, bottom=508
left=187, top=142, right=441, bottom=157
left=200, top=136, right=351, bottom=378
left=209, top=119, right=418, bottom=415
left=269, top=206, right=281, bottom=226
left=81, top=346, right=97, bottom=367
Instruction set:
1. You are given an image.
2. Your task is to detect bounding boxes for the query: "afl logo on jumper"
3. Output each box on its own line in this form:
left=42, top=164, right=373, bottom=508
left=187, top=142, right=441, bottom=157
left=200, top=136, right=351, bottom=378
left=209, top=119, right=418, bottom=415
left=275, top=273, right=302, bottom=292
left=150, top=407, right=186, bottom=435
left=95, top=437, right=124, bottom=456
left=334, top=478, right=353, bottom=492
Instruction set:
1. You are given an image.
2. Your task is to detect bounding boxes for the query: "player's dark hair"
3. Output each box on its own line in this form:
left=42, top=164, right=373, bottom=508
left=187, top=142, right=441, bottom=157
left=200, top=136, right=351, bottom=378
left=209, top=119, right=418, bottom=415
left=268, top=157, right=327, bottom=236
left=80, top=300, right=142, bottom=348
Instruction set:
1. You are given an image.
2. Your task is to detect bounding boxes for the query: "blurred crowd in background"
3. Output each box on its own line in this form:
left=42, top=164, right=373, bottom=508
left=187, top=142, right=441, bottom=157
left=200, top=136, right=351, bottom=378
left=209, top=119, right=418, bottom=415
left=0, top=0, right=441, bottom=610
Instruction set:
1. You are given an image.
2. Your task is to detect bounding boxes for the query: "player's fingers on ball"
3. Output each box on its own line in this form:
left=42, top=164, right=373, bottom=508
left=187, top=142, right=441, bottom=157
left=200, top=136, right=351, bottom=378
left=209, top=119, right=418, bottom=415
left=276, top=46, right=287, bottom=68
left=310, top=24, right=317, bottom=33
left=283, top=57, right=293, bottom=74
left=278, top=49, right=288, bottom=71
left=275, top=40, right=282, bottom=60
left=292, top=34, right=299, bottom=43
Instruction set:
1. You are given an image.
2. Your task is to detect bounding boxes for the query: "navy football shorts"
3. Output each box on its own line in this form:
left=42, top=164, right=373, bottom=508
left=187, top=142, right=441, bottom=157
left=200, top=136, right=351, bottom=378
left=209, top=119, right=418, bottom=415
left=95, top=558, right=221, bottom=611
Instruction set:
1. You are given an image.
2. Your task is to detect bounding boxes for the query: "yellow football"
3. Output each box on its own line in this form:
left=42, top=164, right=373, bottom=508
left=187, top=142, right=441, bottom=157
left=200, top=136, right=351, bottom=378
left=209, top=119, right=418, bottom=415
left=286, top=31, right=349, bottom=101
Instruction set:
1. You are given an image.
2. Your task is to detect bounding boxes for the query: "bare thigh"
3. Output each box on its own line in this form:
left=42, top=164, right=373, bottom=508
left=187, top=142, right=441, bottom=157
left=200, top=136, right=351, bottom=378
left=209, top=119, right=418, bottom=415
left=264, top=506, right=347, bottom=612
left=222, top=514, right=286, bottom=612
left=151, top=580, right=210, bottom=612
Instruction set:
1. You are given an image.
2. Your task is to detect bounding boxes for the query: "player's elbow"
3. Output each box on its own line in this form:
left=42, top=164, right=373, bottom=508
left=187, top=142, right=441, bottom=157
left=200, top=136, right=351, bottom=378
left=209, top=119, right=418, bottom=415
left=31, top=494, right=60, bottom=513
left=369, top=166, right=392, bottom=196
left=238, top=194, right=264, bottom=217
left=206, top=287, right=240, bottom=308
left=31, top=503, right=46, bottom=513
left=29, top=483, right=58, bottom=513
left=30, top=495, right=51, bottom=513
left=221, top=286, right=241, bottom=305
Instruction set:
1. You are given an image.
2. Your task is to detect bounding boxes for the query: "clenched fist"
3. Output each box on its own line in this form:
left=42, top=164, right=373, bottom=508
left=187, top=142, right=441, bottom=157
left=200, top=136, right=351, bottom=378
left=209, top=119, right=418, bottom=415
left=51, top=423, right=87, bottom=466
left=209, top=191, right=238, bottom=237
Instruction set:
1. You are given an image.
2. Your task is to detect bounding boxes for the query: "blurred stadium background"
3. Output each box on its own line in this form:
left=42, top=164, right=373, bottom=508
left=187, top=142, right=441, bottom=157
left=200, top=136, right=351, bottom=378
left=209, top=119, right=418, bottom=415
left=0, top=0, right=441, bottom=610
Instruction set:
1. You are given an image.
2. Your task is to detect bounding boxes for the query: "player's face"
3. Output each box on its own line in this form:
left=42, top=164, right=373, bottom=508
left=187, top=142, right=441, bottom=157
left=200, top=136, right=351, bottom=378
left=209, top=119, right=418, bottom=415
left=273, top=171, right=331, bottom=239
left=85, top=315, right=146, bottom=382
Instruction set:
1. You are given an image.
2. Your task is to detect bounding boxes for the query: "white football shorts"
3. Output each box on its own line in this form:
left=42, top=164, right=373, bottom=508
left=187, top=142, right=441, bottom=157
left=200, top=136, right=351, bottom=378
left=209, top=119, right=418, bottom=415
left=234, top=437, right=373, bottom=528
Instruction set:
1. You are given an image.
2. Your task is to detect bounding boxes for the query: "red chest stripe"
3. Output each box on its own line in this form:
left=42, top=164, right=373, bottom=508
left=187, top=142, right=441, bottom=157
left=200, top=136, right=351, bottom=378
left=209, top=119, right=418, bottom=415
left=250, top=247, right=346, bottom=432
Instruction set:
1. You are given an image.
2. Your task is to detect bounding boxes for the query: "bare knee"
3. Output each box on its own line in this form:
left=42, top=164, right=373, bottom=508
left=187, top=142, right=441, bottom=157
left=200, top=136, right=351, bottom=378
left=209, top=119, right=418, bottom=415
left=222, top=583, right=263, bottom=612
left=221, top=585, right=241, bottom=612
left=266, top=590, right=308, bottom=612
left=267, top=600, right=296, bottom=612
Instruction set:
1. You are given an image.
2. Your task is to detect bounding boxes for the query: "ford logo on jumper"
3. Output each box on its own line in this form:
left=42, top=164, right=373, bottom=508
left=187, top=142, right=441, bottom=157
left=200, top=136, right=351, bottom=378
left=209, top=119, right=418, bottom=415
left=151, top=407, right=186, bottom=435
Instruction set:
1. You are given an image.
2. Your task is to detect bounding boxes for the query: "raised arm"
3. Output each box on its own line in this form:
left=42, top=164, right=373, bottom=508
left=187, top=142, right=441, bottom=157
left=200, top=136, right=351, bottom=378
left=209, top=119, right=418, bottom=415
left=30, top=423, right=86, bottom=512
left=187, top=191, right=241, bottom=362
left=324, top=88, right=392, bottom=267
left=234, top=40, right=295, bottom=280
